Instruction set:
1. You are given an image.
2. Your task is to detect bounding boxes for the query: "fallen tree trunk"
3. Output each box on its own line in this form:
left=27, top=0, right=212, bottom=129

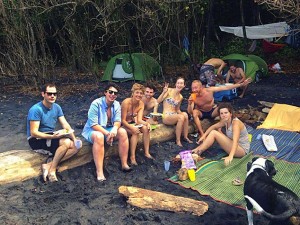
left=118, top=185, right=209, bottom=216
left=0, top=120, right=212, bottom=185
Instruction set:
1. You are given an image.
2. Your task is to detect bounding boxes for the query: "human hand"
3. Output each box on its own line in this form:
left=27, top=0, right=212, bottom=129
left=196, top=136, right=204, bottom=145
left=163, top=82, right=169, bottom=93
left=242, top=78, right=252, bottom=86
left=110, top=126, right=118, bottom=137
left=222, top=156, right=233, bottom=166
left=106, top=133, right=113, bottom=146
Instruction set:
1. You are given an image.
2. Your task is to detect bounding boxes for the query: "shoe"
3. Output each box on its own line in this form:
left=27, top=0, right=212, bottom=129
left=48, top=173, right=58, bottom=182
left=232, top=177, right=244, bottom=186
left=41, top=164, right=49, bottom=182
left=97, top=177, right=106, bottom=182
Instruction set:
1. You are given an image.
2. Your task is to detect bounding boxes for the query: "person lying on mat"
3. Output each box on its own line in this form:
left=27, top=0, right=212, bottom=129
left=187, top=79, right=251, bottom=140
left=141, top=82, right=159, bottom=125
left=157, top=77, right=193, bottom=147
left=225, top=63, right=249, bottom=98
left=199, top=58, right=227, bottom=86
left=82, top=82, right=132, bottom=182
left=121, top=83, right=152, bottom=165
left=192, top=102, right=250, bottom=166
left=27, top=83, right=81, bottom=182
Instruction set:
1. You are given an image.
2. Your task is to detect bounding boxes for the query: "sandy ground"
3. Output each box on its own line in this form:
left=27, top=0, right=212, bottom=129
left=0, top=73, right=299, bottom=225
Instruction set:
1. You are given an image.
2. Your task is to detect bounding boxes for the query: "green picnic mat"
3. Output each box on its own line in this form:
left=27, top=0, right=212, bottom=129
left=169, top=153, right=300, bottom=208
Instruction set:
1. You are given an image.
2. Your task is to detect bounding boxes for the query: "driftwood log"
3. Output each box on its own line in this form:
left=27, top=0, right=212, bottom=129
left=118, top=185, right=209, bottom=216
left=0, top=120, right=212, bottom=185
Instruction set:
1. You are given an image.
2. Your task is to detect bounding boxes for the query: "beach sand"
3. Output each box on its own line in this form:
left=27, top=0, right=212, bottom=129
left=0, top=73, right=299, bottom=225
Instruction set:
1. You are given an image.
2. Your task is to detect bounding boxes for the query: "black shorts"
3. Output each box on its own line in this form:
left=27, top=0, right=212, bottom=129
left=28, top=134, right=60, bottom=155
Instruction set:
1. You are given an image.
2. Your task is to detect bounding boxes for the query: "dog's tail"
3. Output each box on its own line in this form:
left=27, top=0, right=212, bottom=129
left=262, top=209, right=297, bottom=221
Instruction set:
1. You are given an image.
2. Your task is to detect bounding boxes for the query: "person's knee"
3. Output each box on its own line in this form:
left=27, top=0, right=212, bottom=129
left=61, top=138, right=72, bottom=148
left=118, top=127, right=128, bottom=138
left=93, top=132, right=105, bottom=144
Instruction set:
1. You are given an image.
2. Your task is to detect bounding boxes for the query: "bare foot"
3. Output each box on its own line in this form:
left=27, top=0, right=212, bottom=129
left=184, top=138, right=193, bottom=144
left=97, top=176, right=106, bottom=182
left=48, top=172, right=58, bottom=182
left=41, top=164, right=50, bottom=182
left=176, top=141, right=183, bottom=147
left=145, top=154, right=154, bottom=160
left=130, top=159, right=138, bottom=166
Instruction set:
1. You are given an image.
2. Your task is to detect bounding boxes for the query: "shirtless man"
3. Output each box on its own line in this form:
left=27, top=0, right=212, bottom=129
left=199, top=58, right=227, bottom=86
left=187, top=79, right=251, bottom=142
left=226, top=64, right=248, bottom=98
left=141, top=83, right=159, bottom=124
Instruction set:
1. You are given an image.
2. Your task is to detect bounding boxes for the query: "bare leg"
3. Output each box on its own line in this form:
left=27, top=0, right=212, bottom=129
left=193, top=109, right=204, bottom=137
left=182, top=112, right=193, bottom=143
left=192, top=130, right=246, bottom=157
left=239, top=84, right=249, bottom=98
left=90, top=132, right=106, bottom=181
left=46, top=138, right=78, bottom=182
left=141, top=126, right=152, bottom=158
left=163, top=114, right=184, bottom=147
left=129, top=133, right=139, bottom=165
left=116, top=128, right=131, bottom=170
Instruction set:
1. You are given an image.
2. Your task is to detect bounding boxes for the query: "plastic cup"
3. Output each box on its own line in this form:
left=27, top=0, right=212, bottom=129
left=164, top=160, right=170, bottom=171
left=188, top=169, right=196, bottom=181
left=248, top=134, right=252, bottom=142
left=75, top=139, right=82, bottom=149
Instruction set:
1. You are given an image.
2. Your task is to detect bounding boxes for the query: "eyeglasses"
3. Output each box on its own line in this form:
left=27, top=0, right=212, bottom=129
left=106, top=90, right=118, bottom=95
left=45, top=92, right=57, bottom=96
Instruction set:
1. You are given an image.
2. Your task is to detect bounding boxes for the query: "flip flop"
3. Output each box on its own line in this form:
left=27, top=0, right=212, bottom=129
left=232, top=177, right=244, bottom=186
left=97, top=177, right=106, bottom=182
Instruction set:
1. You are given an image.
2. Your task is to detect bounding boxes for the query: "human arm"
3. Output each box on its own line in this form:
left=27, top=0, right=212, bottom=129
left=209, top=78, right=251, bottom=92
left=236, top=68, right=246, bottom=84
left=58, top=116, right=76, bottom=141
left=29, top=120, right=65, bottom=139
left=217, top=61, right=226, bottom=77
left=121, top=99, right=140, bottom=134
left=223, top=120, right=242, bottom=166
left=156, top=82, right=169, bottom=104
left=136, top=102, right=151, bottom=130
left=187, top=94, right=195, bottom=115
left=225, top=70, right=231, bottom=83
left=152, top=99, right=159, bottom=113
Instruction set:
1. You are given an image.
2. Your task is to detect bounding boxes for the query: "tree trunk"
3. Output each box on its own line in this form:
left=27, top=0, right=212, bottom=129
left=0, top=122, right=213, bottom=185
left=240, top=0, right=247, bottom=54
left=118, top=186, right=209, bottom=216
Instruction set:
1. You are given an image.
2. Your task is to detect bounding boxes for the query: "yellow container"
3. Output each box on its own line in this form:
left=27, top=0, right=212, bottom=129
left=188, top=169, right=196, bottom=181
left=248, top=134, right=252, bottom=142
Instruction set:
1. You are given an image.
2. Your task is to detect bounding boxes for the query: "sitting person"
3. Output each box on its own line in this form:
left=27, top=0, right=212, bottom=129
left=192, top=102, right=250, bottom=166
left=187, top=79, right=251, bottom=140
left=27, top=83, right=81, bottom=182
left=157, top=77, right=193, bottom=147
left=82, top=83, right=132, bottom=182
left=199, top=58, right=227, bottom=86
left=121, top=83, right=152, bottom=165
left=225, top=64, right=249, bottom=98
left=141, top=82, right=159, bottom=124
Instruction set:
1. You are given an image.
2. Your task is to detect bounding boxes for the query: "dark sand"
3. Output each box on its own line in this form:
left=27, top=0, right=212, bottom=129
left=0, top=73, right=299, bottom=225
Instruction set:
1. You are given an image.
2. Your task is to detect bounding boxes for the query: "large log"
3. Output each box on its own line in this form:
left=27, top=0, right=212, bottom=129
left=0, top=120, right=213, bottom=185
left=118, top=185, right=209, bottom=216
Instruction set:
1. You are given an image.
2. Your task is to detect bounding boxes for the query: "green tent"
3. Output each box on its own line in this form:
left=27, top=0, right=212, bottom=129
left=101, top=53, right=161, bottom=82
left=222, top=53, right=268, bottom=82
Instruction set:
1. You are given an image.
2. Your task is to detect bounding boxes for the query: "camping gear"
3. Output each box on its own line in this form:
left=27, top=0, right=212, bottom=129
left=213, top=84, right=237, bottom=101
left=262, top=39, right=286, bottom=53
left=101, top=53, right=161, bottom=82
left=257, top=104, right=300, bottom=132
left=219, top=22, right=290, bottom=39
left=222, top=53, right=268, bottom=82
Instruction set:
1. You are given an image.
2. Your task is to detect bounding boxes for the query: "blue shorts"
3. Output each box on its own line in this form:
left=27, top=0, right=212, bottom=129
left=200, top=108, right=215, bottom=119
left=85, top=127, right=113, bottom=144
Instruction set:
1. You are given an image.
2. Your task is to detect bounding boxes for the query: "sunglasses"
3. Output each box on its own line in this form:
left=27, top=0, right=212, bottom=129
left=45, top=92, right=57, bottom=96
left=106, top=90, right=118, bottom=95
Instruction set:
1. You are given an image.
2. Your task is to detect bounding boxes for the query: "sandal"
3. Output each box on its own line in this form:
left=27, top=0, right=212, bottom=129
left=41, top=164, right=49, bottom=182
left=48, top=173, right=58, bottom=182
left=232, top=177, right=244, bottom=186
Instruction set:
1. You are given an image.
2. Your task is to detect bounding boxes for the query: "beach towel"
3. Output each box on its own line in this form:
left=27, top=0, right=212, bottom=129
left=249, top=128, right=300, bottom=162
left=257, top=103, right=300, bottom=132
left=169, top=153, right=300, bottom=208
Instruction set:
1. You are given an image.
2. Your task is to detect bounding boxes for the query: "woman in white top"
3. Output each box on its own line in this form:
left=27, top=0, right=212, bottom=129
left=192, top=102, right=250, bottom=166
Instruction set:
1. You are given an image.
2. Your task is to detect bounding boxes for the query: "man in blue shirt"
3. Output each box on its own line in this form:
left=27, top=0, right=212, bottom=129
left=82, top=83, right=131, bottom=182
left=27, top=83, right=81, bottom=182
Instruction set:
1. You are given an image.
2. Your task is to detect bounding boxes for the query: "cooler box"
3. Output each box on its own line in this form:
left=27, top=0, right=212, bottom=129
left=213, top=84, right=237, bottom=101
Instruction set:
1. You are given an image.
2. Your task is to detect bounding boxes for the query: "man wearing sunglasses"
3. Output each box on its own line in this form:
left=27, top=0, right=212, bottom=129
left=82, top=83, right=131, bottom=182
left=27, top=83, right=81, bottom=182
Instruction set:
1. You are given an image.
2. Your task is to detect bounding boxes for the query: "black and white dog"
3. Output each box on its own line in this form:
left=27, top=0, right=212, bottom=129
left=244, top=157, right=300, bottom=225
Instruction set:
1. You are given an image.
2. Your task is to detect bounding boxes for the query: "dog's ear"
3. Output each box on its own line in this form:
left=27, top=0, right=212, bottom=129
left=252, top=157, right=259, bottom=163
left=265, top=160, right=276, bottom=177
left=247, top=162, right=252, bottom=172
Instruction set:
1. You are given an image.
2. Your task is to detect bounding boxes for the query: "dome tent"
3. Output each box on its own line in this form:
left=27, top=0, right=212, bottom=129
left=101, top=53, right=161, bottom=82
left=222, top=54, right=268, bottom=82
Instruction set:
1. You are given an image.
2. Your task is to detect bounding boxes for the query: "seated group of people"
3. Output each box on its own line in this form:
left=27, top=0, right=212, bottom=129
left=26, top=74, right=251, bottom=183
